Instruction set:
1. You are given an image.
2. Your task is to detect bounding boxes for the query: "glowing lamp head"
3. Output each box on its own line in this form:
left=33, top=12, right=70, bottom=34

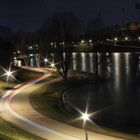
left=6, top=71, right=12, bottom=77
left=114, top=37, right=118, bottom=41
left=81, top=40, right=85, bottom=44
left=44, top=58, right=48, bottom=62
left=51, top=63, right=55, bottom=68
left=81, top=113, right=90, bottom=122
left=89, top=40, right=92, bottom=43
left=125, top=37, right=128, bottom=41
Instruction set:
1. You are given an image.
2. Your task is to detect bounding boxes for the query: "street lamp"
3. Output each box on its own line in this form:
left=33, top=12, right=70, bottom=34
left=50, top=42, right=54, bottom=46
left=5, top=71, right=12, bottom=77
left=44, top=58, right=48, bottom=67
left=64, top=101, right=93, bottom=140
left=81, top=112, right=90, bottom=122
left=1, top=67, right=16, bottom=84
left=81, top=112, right=90, bottom=140
left=114, top=37, right=118, bottom=41
left=50, top=62, right=55, bottom=68
left=5, top=70, right=15, bottom=82
left=89, top=40, right=92, bottom=43
left=81, top=40, right=85, bottom=44
left=44, top=58, right=48, bottom=62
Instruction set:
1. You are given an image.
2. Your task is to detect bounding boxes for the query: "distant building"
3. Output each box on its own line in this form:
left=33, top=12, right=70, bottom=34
left=26, top=44, right=40, bottom=67
left=13, top=44, right=40, bottom=67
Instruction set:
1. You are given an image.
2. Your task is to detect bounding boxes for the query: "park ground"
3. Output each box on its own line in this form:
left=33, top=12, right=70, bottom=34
left=0, top=67, right=140, bottom=140
left=30, top=69, right=140, bottom=140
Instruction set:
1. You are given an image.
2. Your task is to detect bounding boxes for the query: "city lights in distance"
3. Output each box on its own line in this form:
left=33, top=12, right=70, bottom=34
left=114, top=37, right=118, bottom=41
left=89, top=40, right=92, bottom=43
left=50, top=42, right=54, bottom=46
left=81, top=40, right=85, bottom=44
left=125, top=37, right=128, bottom=41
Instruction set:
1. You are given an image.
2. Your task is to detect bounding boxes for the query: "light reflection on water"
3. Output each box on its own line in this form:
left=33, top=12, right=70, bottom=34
left=89, top=53, right=94, bottom=73
left=72, top=53, right=77, bottom=70
left=81, top=53, right=86, bottom=72
left=69, top=52, right=140, bottom=134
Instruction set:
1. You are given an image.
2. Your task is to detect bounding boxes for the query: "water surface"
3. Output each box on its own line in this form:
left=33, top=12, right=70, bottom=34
left=64, top=52, right=140, bottom=134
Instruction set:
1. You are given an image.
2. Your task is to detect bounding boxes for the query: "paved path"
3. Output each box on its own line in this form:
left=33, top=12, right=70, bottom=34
left=0, top=67, right=124, bottom=140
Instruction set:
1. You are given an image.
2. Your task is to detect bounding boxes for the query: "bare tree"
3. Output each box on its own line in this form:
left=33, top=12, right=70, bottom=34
left=45, top=12, right=81, bottom=81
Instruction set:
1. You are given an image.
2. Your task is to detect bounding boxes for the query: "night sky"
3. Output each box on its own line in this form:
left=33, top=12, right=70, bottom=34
left=0, top=0, right=140, bottom=31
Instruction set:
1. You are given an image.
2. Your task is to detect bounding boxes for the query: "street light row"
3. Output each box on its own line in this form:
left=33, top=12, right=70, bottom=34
left=50, top=36, right=140, bottom=46
left=107, top=36, right=140, bottom=42
left=50, top=40, right=93, bottom=46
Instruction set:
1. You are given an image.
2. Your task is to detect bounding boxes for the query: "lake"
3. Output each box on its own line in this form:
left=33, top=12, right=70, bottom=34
left=64, top=52, right=140, bottom=134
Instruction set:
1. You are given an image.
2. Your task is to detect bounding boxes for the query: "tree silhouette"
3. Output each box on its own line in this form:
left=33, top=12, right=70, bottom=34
left=43, top=12, right=81, bottom=80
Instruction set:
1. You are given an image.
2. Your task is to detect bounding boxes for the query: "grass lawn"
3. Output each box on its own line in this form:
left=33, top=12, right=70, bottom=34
left=30, top=71, right=140, bottom=140
left=0, top=119, right=43, bottom=140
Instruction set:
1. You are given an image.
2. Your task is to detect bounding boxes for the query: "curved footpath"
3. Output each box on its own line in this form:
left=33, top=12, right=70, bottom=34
left=0, top=67, right=123, bottom=140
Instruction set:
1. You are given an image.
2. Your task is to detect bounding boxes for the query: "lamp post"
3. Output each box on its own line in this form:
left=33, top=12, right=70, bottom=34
left=81, top=112, right=90, bottom=140
left=2, top=66, right=16, bottom=81
left=44, top=58, right=48, bottom=66
left=50, top=62, right=55, bottom=68
left=44, top=58, right=48, bottom=62
left=4, top=70, right=14, bottom=84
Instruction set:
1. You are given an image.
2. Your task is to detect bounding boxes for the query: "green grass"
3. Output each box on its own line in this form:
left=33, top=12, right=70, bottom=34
left=16, top=69, right=42, bottom=82
left=30, top=72, right=140, bottom=140
left=0, top=118, right=43, bottom=140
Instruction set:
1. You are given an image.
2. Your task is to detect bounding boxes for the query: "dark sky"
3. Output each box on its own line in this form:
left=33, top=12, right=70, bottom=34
left=0, top=0, right=139, bottom=31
